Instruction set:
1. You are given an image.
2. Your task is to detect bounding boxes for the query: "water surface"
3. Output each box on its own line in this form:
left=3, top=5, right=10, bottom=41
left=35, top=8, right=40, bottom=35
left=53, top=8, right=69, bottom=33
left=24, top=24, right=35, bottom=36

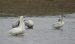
left=0, top=14, right=75, bottom=44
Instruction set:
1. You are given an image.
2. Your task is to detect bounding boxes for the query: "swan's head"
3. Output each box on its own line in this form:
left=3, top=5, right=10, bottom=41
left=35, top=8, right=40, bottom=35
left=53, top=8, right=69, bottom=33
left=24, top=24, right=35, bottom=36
left=19, top=16, right=26, bottom=22
left=20, top=16, right=23, bottom=18
left=19, top=16, right=24, bottom=21
left=18, top=16, right=25, bottom=18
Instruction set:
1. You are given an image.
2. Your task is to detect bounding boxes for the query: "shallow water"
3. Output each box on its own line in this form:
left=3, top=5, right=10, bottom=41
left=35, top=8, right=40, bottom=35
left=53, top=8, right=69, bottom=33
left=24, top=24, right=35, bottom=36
left=0, top=14, right=75, bottom=44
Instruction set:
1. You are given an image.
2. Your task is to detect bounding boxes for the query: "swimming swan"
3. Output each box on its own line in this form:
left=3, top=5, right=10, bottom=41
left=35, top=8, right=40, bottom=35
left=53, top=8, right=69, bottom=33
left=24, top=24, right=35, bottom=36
left=25, top=20, right=34, bottom=29
left=53, top=18, right=64, bottom=29
left=9, top=16, right=25, bottom=35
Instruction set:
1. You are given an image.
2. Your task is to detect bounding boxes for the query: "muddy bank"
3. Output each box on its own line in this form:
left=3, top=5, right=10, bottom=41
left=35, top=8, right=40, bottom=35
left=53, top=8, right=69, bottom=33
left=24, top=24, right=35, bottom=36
left=0, top=0, right=75, bottom=16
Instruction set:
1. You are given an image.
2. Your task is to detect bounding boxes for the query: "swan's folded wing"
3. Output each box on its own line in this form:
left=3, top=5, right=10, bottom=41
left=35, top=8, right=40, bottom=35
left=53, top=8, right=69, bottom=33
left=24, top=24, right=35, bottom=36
left=12, top=20, right=20, bottom=28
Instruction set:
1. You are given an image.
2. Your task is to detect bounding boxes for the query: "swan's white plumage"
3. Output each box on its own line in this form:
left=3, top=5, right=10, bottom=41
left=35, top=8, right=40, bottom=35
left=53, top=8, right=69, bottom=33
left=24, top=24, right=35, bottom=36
left=25, top=20, right=34, bottom=28
left=53, top=19, right=64, bottom=29
left=9, top=16, right=25, bottom=35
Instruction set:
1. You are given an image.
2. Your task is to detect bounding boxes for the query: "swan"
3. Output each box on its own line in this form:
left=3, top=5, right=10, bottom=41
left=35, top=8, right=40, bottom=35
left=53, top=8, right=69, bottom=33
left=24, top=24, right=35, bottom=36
left=9, top=16, right=25, bottom=35
left=53, top=15, right=64, bottom=29
left=25, top=20, right=34, bottom=29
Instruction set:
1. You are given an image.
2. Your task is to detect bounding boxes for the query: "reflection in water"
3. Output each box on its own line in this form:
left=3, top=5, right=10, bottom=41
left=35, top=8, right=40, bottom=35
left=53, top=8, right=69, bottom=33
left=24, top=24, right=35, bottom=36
left=0, top=14, right=75, bottom=44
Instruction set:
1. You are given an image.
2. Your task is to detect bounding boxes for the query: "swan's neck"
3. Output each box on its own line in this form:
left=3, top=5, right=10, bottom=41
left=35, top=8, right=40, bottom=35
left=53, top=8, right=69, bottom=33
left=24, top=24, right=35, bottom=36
left=19, top=16, right=25, bottom=29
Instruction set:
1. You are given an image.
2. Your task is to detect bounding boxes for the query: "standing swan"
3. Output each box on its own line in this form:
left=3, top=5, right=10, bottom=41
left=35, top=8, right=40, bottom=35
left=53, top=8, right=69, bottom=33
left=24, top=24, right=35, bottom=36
left=53, top=15, right=64, bottom=29
left=9, top=16, right=25, bottom=35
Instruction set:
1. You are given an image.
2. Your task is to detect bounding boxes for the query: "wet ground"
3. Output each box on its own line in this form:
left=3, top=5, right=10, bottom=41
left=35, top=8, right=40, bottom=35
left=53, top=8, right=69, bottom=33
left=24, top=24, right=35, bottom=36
left=0, top=14, right=75, bottom=44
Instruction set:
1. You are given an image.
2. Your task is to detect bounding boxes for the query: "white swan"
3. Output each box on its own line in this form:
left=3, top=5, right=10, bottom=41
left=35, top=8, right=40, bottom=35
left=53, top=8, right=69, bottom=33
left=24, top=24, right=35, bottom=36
left=53, top=15, right=64, bottom=29
left=9, top=16, right=25, bottom=35
left=25, top=20, right=34, bottom=29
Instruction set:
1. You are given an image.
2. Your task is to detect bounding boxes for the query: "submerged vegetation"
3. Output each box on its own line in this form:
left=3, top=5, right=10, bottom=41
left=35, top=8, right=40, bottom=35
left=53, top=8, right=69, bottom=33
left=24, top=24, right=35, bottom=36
left=0, top=0, right=75, bottom=16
